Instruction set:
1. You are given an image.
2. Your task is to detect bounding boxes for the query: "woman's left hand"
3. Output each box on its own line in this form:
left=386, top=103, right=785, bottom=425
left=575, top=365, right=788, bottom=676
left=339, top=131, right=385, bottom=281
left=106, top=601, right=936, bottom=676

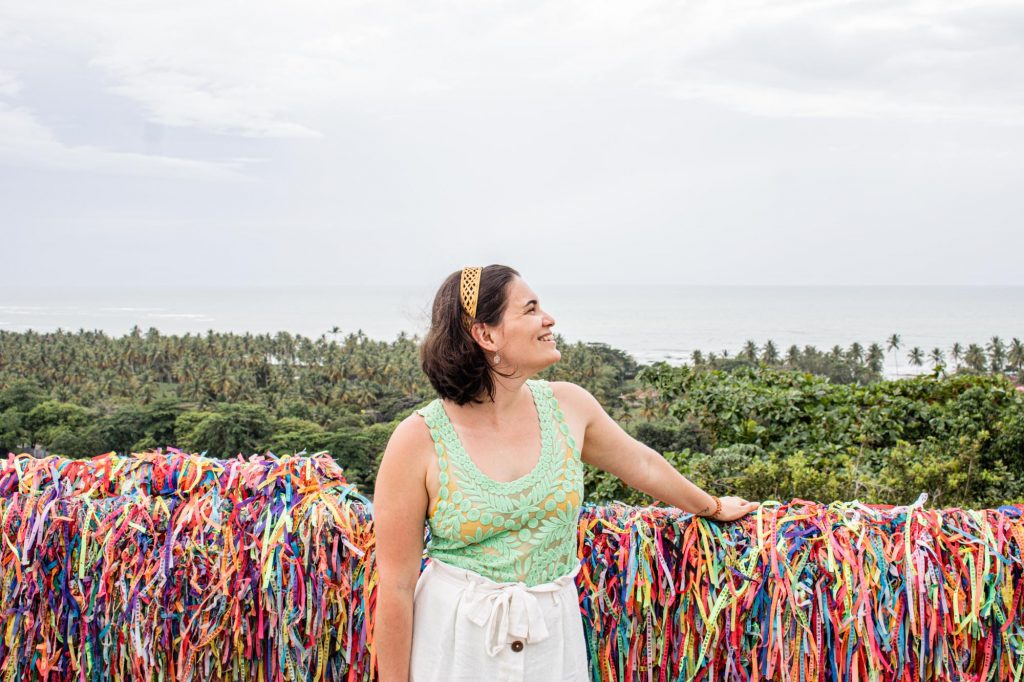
left=713, top=496, right=760, bottom=522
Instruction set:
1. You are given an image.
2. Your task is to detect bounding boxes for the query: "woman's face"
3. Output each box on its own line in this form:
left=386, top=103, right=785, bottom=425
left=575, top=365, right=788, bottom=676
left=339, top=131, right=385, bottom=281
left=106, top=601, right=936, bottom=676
left=489, top=276, right=559, bottom=374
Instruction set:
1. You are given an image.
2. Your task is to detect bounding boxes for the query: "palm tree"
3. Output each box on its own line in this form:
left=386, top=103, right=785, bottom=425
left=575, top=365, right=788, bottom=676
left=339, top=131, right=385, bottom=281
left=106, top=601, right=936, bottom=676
left=886, top=333, right=902, bottom=377
left=847, top=342, right=864, bottom=365
left=908, top=347, right=924, bottom=369
left=928, top=347, right=945, bottom=373
left=761, top=340, right=780, bottom=365
left=866, top=343, right=885, bottom=374
left=1008, top=338, right=1024, bottom=378
left=690, top=350, right=705, bottom=367
left=741, top=340, right=758, bottom=362
left=785, top=345, right=801, bottom=368
left=965, top=344, right=987, bottom=372
left=950, top=342, right=963, bottom=372
left=987, top=336, right=1006, bottom=373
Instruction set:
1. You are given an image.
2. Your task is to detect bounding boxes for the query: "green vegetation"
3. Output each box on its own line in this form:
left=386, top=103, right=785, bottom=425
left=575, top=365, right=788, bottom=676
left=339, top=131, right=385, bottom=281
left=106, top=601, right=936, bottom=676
left=598, top=363, right=1024, bottom=509
left=1, top=327, right=1021, bottom=507
left=0, top=327, right=636, bottom=494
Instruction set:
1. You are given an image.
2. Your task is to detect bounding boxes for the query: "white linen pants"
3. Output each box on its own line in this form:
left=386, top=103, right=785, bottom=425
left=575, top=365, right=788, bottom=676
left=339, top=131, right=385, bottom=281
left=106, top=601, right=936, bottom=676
left=409, top=557, right=591, bottom=682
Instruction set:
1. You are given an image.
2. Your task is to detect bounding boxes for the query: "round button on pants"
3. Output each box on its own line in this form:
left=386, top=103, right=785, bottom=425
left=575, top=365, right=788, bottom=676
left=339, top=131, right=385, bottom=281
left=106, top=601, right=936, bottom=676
left=408, top=557, right=589, bottom=682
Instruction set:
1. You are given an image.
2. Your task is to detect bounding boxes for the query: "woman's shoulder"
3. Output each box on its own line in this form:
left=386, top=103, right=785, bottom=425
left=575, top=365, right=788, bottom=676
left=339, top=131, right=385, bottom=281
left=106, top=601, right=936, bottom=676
left=542, top=380, right=597, bottom=422
left=385, top=402, right=439, bottom=463
left=543, top=379, right=589, bottom=401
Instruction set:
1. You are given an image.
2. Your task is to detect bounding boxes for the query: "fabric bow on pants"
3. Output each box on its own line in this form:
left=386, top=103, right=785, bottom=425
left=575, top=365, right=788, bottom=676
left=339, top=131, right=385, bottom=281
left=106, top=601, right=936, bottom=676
left=410, top=557, right=590, bottom=682
left=460, top=563, right=581, bottom=656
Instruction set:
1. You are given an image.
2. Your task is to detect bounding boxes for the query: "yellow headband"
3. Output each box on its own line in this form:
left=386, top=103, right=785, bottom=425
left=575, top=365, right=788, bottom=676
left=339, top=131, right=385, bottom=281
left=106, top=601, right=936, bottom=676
left=459, top=266, right=482, bottom=327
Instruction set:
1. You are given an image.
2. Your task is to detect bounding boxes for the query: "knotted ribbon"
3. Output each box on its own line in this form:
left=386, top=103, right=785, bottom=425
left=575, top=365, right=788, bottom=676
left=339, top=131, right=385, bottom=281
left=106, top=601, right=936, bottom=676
left=428, top=557, right=582, bottom=657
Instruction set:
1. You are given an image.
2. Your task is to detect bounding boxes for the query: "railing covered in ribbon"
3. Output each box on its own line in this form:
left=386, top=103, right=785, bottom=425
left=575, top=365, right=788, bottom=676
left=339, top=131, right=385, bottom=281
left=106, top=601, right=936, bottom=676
left=0, top=450, right=1020, bottom=681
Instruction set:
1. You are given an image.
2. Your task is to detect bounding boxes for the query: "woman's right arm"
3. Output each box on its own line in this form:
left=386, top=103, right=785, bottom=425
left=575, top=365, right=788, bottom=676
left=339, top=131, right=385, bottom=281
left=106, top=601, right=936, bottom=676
left=372, top=416, right=430, bottom=682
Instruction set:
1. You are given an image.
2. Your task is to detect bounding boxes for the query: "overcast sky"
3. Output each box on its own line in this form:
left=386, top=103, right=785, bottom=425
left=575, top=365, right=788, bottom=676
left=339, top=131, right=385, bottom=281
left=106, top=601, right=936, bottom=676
left=2, top=0, right=1022, bottom=287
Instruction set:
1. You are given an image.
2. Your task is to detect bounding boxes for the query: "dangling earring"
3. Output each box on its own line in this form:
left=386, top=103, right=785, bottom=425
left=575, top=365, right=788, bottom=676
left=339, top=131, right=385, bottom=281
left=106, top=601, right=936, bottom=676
left=493, top=353, right=501, bottom=364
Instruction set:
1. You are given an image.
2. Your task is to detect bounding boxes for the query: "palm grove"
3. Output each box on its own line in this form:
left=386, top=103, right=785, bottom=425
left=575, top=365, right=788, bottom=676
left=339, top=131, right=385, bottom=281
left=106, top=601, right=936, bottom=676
left=1, top=327, right=1022, bottom=508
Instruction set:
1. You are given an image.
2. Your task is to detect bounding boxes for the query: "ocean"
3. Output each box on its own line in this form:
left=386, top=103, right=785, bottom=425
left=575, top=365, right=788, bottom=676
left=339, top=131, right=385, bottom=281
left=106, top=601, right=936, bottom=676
left=2, top=285, right=1021, bottom=380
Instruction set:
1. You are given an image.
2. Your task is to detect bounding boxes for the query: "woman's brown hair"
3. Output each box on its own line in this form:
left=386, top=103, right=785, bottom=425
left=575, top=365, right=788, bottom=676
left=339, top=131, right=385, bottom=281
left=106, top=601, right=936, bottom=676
left=420, top=265, right=521, bottom=405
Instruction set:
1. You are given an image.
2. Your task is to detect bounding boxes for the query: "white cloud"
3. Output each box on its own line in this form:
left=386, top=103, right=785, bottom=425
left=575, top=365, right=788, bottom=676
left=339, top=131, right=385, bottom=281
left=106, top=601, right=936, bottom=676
left=98, top=66, right=322, bottom=138
left=1, top=0, right=392, bottom=137
left=0, top=102, right=251, bottom=180
left=629, top=0, right=1024, bottom=124
left=3, top=0, right=1023, bottom=139
left=657, top=79, right=1024, bottom=126
left=0, top=71, right=20, bottom=97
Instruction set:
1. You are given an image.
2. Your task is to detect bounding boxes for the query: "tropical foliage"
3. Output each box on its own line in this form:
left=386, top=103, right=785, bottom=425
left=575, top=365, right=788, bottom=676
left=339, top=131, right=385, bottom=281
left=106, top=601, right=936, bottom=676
left=1, top=328, right=1020, bottom=506
left=593, top=363, right=1024, bottom=509
left=0, top=328, right=636, bottom=493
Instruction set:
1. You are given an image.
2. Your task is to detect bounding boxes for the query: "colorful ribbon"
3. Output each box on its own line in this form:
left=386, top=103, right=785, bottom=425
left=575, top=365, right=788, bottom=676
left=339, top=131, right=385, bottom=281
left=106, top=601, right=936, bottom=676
left=578, top=498, right=1024, bottom=681
left=0, top=450, right=1021, bottom=681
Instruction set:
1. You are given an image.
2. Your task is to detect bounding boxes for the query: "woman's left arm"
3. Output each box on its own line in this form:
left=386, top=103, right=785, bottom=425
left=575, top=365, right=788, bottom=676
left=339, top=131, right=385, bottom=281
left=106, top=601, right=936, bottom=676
left=557, top=382, right=751, bottom=518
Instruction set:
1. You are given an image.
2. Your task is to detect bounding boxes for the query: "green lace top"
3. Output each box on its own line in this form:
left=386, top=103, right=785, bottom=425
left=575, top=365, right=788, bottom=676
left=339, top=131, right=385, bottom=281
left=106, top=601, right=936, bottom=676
left=415, top=378, right=585, bottom=586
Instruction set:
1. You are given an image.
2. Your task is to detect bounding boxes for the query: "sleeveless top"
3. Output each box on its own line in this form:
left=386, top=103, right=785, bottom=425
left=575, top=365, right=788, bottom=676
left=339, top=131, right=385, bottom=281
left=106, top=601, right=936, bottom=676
left=415, top=379, right=585, bottom=587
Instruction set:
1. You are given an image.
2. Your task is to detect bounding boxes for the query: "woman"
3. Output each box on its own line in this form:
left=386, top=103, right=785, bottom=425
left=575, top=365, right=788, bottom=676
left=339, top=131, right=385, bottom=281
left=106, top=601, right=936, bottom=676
left=372, top=265, right=760, bottom=682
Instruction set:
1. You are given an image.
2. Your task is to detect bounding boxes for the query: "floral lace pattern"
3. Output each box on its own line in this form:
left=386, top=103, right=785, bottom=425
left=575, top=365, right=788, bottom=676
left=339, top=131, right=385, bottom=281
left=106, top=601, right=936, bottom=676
left=415, top=379, right=585, bottom=586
